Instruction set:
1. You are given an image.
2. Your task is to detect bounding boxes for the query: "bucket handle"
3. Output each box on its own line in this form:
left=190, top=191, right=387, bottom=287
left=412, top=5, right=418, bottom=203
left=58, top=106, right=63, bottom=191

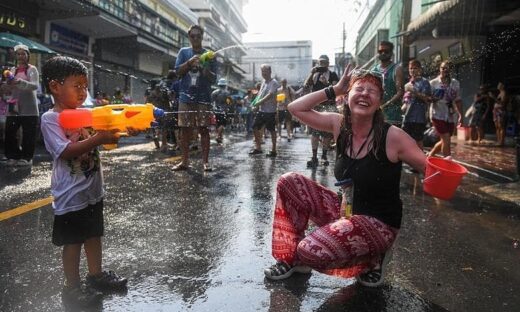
left=422, top=171, right=441, bottom=183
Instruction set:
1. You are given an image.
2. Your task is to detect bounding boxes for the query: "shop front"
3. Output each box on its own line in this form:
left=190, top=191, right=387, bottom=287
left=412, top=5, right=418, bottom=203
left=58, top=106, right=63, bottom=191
left=0, top=2, right=43, bottom=66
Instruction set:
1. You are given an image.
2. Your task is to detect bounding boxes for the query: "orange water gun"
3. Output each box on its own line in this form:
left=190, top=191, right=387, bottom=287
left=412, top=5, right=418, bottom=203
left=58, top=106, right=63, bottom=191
left=59, top=103, right=164, bottom=149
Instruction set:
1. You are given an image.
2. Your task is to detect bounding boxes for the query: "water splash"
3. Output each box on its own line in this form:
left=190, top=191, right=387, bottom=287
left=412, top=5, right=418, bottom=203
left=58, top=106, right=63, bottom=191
left=213, top=44, right=248, bottom=55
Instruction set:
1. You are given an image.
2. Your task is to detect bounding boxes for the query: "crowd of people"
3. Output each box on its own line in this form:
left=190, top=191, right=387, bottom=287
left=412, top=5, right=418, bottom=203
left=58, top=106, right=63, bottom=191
left=0, top=43, right=135, bottom=168
left=2, top=26, right=520, bottom=309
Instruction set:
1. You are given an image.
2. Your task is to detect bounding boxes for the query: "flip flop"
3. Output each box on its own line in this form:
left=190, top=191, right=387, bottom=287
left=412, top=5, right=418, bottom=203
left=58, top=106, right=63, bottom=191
left=203, top=163, right=213, bottom=172
left=172, top=163, right=189, bottom=171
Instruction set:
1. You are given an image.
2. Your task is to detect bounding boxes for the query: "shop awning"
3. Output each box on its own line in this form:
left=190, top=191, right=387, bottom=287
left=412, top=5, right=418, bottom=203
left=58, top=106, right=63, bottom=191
left=0, top=32, right=56, bottom=54
left=407, top=0, right=460, bottom=32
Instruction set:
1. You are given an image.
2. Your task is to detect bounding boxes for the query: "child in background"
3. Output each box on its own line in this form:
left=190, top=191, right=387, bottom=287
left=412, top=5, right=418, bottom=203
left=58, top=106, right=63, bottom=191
left=40, top=56, right=129, bottom=307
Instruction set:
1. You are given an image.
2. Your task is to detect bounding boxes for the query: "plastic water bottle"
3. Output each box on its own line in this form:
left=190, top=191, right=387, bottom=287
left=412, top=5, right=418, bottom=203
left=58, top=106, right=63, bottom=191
left=335, top=178, right=353, bottom=218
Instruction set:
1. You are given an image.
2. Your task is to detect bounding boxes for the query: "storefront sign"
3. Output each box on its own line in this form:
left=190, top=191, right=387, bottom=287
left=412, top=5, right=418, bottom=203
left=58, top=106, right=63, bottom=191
left=0, top=10, right=36, bottom=35
left=49, top=23, right=89, bottom=55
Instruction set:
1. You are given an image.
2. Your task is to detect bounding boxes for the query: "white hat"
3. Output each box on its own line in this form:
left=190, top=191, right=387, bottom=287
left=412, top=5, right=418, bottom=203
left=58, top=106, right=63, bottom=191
left=14, top=44, right=29, bottom=53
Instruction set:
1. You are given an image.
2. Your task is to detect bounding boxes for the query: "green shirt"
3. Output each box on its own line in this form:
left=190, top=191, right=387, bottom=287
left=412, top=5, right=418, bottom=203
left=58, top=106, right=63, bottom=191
left=372, top=63, right=402, bottom=125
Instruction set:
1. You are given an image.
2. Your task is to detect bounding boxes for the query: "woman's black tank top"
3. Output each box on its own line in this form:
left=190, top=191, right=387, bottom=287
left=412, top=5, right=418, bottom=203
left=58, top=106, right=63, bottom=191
left=334, top=123, right=403, bottom=228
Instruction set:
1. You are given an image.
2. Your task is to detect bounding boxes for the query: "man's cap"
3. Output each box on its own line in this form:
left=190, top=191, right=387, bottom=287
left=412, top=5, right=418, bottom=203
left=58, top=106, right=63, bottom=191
left=318, top=55, right=329, bottom=61
left=217, top=78, right=227, bottom=86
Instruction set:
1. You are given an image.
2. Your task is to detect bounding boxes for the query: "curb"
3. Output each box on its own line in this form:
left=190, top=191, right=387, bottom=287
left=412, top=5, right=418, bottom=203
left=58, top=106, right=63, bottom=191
left=454, top=159, right=518, bottom=184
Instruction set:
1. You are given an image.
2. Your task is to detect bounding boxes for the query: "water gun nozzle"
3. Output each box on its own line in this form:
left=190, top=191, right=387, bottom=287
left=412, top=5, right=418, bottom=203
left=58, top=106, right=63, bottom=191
left=153, top=107, right=165, bottom=119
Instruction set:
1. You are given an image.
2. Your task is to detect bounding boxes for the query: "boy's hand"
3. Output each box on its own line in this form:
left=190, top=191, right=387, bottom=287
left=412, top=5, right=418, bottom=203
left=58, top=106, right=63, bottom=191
left=126, top=127, right=140, bottom=136
left=95, top=129, right=120, bottom=145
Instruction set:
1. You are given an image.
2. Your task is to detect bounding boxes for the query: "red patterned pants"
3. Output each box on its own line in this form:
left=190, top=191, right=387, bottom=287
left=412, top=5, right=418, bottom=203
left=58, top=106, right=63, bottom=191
left=271, top=172, right=398, bottom=278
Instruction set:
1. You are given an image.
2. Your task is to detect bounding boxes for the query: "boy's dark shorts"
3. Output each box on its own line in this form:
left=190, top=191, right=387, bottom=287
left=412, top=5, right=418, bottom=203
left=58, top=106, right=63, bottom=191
left=253, top=112, right=276, bottom=132
left=52, top=201, right=104, bottom=246
left=402, top=122, right=426, bottom=141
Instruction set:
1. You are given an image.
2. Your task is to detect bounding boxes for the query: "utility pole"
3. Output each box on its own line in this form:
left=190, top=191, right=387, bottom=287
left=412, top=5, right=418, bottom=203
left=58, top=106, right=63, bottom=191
left=340, top=22, right=346, bottom=75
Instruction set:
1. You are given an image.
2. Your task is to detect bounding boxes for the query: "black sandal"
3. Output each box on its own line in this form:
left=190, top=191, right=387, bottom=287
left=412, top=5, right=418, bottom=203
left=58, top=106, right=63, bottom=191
left=357, top=248, right=393, bottom=287
left=264, top=262, right=312, bottom=280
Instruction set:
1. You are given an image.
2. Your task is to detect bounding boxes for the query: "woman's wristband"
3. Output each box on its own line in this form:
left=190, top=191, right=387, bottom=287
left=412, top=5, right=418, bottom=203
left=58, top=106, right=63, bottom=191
left=324, top=86, right=336, bottom=101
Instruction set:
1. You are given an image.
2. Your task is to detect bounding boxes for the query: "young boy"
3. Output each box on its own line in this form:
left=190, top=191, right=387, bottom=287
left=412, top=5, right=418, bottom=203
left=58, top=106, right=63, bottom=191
left=40, top=56, right=128, bottom=307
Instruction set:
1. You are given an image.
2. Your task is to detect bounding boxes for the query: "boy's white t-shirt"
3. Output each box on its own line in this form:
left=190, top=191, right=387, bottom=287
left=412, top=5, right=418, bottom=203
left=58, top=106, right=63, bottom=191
left=40, top=111, right=104, bottom=215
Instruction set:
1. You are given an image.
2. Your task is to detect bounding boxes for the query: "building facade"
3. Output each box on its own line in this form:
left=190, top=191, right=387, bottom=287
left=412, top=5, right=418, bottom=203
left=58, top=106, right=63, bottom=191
left=353, top=0, right=520, bottom=132
left=240, top=40, right=313, bottom=88
left=1, top=0, right=249, bottom=102
left=181, top=0, right=248, bottom=91
left=355, top=0, right=405, bottom=69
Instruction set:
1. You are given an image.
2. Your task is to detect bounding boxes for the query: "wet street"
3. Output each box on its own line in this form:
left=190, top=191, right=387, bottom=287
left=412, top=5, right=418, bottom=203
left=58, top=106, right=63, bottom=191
left=1, top=131, right=519, bottom=312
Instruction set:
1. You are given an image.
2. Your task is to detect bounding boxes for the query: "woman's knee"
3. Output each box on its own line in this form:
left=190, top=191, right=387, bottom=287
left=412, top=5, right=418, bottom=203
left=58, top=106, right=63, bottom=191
left=296, top=238, right=326, bottom=266
left=277, top=172, right=304, bottom=187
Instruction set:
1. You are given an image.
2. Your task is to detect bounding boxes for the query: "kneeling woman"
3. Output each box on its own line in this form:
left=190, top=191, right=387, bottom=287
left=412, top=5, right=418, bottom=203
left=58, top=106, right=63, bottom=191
left=264, top=65, right=426, bottom=287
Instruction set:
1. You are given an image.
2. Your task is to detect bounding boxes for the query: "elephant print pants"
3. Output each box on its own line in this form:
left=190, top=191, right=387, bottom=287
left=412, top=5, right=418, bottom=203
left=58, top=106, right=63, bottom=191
left=271, top=172, right=398, bottom=278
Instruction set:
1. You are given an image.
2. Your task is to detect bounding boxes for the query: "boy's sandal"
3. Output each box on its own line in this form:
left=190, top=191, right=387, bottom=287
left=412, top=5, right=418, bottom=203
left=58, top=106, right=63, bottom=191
left=264, top=262, right=312, bottom=280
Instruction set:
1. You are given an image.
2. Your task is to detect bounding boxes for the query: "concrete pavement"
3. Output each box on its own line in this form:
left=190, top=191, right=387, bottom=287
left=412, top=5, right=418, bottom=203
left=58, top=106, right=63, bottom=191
left=446, top=136, right=520, bottom=207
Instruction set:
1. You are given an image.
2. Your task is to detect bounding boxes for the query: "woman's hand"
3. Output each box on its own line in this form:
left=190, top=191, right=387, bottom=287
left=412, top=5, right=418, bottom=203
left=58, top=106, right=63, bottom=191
left=334, top=64, right=356, bottom=96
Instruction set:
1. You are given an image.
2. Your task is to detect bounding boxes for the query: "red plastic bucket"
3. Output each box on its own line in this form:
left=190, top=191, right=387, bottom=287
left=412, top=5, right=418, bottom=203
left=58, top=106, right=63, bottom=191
left=423, top=157, right=468, bottom=200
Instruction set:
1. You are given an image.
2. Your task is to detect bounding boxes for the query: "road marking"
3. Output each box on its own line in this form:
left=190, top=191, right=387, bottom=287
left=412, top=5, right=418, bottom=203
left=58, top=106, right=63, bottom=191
left=0, top=152, right=186, bottom=222
left=0, top=197, right=53, bottom=222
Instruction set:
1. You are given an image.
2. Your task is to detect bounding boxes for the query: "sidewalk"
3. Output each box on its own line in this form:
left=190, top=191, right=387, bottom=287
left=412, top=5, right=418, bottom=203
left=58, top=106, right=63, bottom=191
left=450, top=136, right=518, bottom=183
left=448, top=135, right=520, bottom=207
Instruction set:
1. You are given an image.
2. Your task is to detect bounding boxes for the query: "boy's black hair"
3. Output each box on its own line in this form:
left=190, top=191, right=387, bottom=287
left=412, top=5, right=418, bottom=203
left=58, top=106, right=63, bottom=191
left=41, top=56, right=88, bottom=93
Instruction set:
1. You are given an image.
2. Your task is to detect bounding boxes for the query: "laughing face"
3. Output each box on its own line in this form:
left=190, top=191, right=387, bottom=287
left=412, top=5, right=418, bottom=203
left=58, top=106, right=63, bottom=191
left=347, top=79, right=383, bottom=117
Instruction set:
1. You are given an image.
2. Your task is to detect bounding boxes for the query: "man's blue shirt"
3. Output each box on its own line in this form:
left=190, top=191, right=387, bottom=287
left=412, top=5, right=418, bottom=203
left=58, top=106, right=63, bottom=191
left=175, top=47, right=216, bottom=104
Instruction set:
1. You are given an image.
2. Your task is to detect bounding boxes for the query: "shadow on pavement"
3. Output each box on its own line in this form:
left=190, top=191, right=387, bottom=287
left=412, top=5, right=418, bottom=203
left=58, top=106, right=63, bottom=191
left=264, top=273, right=449, bottom=312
